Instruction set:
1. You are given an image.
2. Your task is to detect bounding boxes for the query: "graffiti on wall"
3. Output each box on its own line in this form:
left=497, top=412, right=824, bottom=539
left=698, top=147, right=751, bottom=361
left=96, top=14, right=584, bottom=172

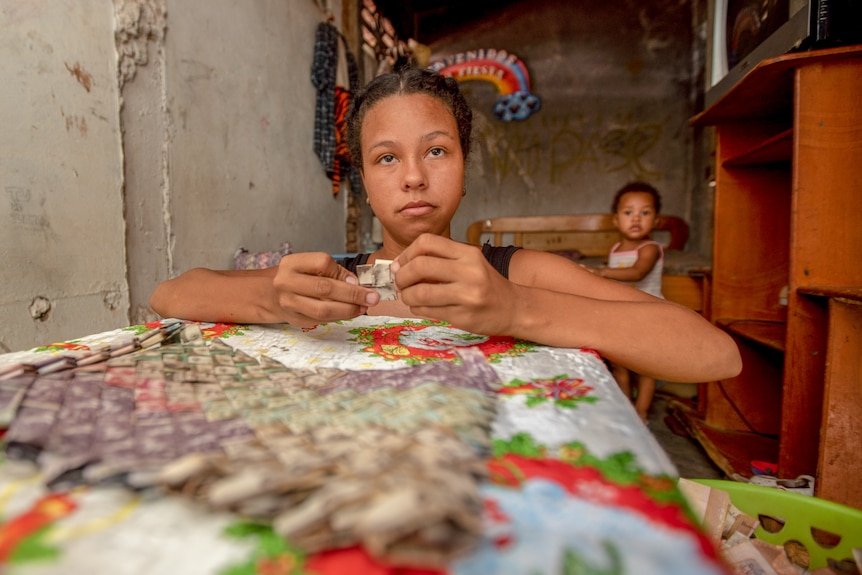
left=430, top=49, right=540, bottom=122
left=5, top=187, right=48, bottom=230
left=481, top=111, right=666, bottom=184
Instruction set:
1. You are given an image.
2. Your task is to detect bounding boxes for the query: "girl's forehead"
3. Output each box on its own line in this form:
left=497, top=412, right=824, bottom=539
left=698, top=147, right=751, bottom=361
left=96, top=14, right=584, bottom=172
left=361, top=93, right=458, bottom=144
left=365, top=93, right=451, bottom=122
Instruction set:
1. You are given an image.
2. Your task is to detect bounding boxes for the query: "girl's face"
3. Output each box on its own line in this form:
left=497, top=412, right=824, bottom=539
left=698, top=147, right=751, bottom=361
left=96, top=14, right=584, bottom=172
left=613, top=191, right=659, bottom=241
left=359, top=93, right=465, bottom=251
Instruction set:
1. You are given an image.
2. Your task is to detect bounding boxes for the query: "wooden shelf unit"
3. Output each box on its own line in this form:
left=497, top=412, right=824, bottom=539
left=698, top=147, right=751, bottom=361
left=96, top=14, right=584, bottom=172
left=716, top=319, right=786, bottom=352
left=689, top=46, right=862, bottom=509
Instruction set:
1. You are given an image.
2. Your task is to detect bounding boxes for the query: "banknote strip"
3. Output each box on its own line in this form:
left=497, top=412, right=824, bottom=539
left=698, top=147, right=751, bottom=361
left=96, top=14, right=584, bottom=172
left=356, top=259, right=397, bottom=301
left=0, top=326, right=501, bottom=567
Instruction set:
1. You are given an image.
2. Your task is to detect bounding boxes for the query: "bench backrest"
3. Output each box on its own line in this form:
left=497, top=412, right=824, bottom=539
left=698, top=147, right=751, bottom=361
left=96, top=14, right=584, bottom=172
left=466, top=214, right=689, bottom=257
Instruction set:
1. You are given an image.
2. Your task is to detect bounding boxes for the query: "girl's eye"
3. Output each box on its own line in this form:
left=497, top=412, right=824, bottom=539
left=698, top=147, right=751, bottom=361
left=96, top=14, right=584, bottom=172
left=379, top=154, right=396, bottom=164
left=427, top=147, right=445, bottom=157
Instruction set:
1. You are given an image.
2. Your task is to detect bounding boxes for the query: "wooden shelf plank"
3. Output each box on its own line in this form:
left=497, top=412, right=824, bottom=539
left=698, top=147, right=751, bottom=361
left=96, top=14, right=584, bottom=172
left=797, top=286, right=862, bottom=302
left=723, top=129, right=793, bottom=167
left=716, top=318, right=786, bottom=352
left=817, top=299, right=862, bottom=509
left=691, top=45, right=862, bottom=126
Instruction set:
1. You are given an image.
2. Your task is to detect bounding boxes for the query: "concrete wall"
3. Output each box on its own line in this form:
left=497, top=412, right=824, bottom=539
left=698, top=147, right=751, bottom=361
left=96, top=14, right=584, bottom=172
left=1, top=2, right=128, bottom=352
left=1, top=0, right=346, bottom=352
left=123, top=0, right=349, bottom=325
left=438, top=0, right=709, bottom=251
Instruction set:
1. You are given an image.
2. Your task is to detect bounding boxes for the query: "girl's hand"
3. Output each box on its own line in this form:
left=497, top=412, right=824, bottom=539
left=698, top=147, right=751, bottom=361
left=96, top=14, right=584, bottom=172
left=391, top=234, right=519, bottom=335
left=580, top=263, right=605, bottom=276
left=272, top=252, right=380, bottom=327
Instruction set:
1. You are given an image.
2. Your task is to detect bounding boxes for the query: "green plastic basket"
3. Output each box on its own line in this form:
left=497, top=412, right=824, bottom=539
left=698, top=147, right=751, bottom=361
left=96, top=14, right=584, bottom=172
left=694, top=479, right=862, bottom=570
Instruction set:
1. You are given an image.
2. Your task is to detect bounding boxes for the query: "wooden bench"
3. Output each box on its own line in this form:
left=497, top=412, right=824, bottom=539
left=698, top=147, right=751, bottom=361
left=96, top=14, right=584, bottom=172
left=466, top=214, right=708, bottom=312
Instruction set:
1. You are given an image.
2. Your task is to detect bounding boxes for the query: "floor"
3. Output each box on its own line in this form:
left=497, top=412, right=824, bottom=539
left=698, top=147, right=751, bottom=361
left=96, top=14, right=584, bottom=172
left=646, top=387, right=725, bottom=480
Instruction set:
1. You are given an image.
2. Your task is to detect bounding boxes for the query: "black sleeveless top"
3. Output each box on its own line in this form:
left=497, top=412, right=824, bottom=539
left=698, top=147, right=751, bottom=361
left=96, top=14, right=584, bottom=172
left=338, top=244, right=521, bottom=279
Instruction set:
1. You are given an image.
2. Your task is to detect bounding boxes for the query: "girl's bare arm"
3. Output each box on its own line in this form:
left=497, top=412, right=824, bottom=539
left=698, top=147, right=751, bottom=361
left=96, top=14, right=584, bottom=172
left=150, top=253, right=379, bottom=326
left=393, top=235, right=740, bottom=383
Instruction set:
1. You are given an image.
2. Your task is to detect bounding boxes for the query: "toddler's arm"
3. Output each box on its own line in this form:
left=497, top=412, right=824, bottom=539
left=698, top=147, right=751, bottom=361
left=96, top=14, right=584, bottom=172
left=600, top=243, right=661, bottom=282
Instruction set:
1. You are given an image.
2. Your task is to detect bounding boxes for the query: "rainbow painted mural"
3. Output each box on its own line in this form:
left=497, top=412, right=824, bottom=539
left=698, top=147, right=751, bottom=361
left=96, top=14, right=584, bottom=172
left=430, top=49, right=541, bottom=122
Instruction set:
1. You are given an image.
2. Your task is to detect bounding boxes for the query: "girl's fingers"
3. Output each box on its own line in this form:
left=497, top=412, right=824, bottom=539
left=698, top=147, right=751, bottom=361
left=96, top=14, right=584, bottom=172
left=276, top=253, right=379, bottom=307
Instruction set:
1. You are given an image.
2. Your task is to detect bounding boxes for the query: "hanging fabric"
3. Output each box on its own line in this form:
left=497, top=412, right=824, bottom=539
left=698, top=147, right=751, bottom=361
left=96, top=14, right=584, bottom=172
left=311, top=21, right=362, bottom=196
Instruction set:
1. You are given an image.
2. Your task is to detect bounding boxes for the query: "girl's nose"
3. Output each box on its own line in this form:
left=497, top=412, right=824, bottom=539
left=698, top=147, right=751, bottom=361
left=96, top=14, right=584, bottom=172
left=401, top=157, right=427, bottom=190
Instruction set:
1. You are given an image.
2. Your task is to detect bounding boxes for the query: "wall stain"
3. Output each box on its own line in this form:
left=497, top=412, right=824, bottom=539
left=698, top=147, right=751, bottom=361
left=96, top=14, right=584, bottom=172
left=64, top=61, right=93, bottom=92
left=60, top=107, right=88, bottom=137
left=627, top=57, right=646, bottom=76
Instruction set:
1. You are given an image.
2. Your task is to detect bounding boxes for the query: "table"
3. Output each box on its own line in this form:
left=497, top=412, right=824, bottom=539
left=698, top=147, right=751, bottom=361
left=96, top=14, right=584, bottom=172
left=0, top=317, right=727, bottom=574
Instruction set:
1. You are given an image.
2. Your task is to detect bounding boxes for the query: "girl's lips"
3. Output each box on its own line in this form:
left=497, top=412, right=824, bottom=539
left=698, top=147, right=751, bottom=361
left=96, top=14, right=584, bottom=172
left=400, top=202, right=434, bottom=217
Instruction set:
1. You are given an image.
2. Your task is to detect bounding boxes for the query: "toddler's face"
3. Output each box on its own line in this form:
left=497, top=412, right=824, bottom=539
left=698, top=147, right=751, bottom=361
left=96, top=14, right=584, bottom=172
left=614, top=191, right=658, bottom=241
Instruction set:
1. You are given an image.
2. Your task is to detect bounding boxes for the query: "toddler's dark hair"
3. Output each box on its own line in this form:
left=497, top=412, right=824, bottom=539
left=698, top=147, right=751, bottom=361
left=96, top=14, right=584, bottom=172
left=346, top=67, right=473, bottom=170
left=611, top=181, right=662, bottom=214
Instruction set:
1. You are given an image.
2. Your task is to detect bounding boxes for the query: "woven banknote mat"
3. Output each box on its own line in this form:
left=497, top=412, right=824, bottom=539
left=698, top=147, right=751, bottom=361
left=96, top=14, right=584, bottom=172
left=0, top=324, right=501, bottom=566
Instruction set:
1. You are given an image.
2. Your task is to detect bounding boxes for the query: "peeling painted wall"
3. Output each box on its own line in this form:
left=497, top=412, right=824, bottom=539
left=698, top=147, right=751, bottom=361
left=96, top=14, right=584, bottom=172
left=1, top=0, right=346, bottom=351
left=115, top=0, right=167, bottom=89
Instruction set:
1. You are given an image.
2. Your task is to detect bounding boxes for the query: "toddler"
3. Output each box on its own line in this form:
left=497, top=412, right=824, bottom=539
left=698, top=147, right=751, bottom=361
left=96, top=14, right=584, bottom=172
left=598, top=182, right=664, bottom=422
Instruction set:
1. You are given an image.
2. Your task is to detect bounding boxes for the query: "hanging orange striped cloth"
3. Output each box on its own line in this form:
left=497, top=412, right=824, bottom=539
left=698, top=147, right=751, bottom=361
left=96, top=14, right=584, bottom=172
left=331, top=85, right=352, bottom=196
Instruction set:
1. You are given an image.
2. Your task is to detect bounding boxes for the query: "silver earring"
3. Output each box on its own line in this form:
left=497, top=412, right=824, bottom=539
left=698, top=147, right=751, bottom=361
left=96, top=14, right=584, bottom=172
left=462, top=187, right=467, bottom=197
left=366, top=196, right=371, bottom=205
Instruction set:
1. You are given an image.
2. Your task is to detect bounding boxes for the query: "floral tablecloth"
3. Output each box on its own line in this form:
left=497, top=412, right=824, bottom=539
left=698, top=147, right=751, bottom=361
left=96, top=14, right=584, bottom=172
left=0, top=317, right=727, bottom=575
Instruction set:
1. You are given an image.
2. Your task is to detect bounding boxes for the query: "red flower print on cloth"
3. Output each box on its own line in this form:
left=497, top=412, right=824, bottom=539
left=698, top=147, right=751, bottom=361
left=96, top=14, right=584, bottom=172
left=32, top=341, right=90, bottom=353
left=0, top=492, right=78, bottom=563
left=482, top=498, right=515, bottom=550
left=122, top=319, right=180, bottom=335
left=121, top=321, right=246, bottom=341
left=487, top=454, right=721, bottom=564
left=349, top=320, right=535, bottom=365
left=499, top=375, right=597, bottom=408
left=199, top=323, right=247, bottom=339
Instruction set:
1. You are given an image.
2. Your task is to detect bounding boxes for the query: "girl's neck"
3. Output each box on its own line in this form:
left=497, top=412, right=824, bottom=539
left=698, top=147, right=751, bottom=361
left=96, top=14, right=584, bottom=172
left=370, top=245, right=401, bottom=262
left=373, top=229, right=452, bottom=261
